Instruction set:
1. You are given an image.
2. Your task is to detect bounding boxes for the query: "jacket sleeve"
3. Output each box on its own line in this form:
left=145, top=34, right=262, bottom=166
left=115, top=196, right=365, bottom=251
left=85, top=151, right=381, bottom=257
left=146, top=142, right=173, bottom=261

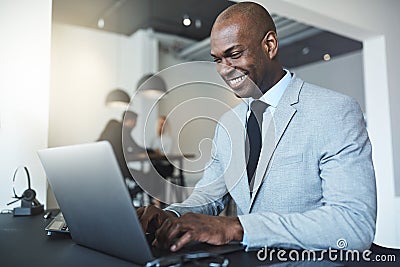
left=165, top=122, right=231, bottom=216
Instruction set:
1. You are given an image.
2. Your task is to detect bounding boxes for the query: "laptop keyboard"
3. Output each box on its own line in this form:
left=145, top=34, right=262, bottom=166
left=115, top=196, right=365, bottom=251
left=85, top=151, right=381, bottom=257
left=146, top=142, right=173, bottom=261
left=45, top=212, right=70, bottom=235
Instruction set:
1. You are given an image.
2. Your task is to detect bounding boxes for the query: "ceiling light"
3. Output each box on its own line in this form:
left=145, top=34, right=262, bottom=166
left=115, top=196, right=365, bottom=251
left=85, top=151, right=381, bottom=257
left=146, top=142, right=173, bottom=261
left=195, top=19, right=202, bottom=29
left=183, top=15, right=191, bottom=27
left=105, top=89, right=130, bottom=108
left=97, top=18, right=105, bottom=29
left=323, top=53, right=331, bottom=61
left=137, top=74, right=167, bottom=99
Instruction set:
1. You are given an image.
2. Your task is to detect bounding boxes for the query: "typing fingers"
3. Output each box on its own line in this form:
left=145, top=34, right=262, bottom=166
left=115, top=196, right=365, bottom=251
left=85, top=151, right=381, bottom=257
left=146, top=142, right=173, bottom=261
left=154, top=218, right=196, bottom=252
left=136, top=207, right=144, bottom=218
left=138, top=206, right=157, bottom=233
left=171, top=231, right=193, bottom=252
left=153, top=219, right=176, bottom=248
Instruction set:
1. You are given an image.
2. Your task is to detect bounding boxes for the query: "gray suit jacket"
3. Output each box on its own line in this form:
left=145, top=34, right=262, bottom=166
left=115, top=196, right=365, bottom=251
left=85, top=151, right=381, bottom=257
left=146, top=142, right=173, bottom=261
left=167, top=75, right=377, bottom=251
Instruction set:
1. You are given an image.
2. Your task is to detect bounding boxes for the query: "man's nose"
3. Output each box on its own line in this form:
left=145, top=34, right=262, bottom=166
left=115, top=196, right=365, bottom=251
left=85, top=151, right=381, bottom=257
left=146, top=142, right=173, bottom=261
left=217, top=61, right=235, bottom=77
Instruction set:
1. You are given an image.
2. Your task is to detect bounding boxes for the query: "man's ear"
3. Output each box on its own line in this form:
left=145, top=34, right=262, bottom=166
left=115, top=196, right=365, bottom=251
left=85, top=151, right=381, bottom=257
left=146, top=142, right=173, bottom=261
left=262, top=31, right=279, bottom=59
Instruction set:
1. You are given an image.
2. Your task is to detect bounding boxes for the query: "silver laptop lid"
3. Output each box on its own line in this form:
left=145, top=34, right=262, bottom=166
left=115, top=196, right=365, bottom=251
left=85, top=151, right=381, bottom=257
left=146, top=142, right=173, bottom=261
left=38, top=141, right=154, bottom=264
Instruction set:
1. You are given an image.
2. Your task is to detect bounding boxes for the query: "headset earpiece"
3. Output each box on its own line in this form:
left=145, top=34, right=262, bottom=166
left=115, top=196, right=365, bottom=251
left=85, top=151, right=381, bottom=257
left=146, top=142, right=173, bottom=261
left=7, top=166, right=44, bottom=215
left=22, top=188, right=36, bottom=202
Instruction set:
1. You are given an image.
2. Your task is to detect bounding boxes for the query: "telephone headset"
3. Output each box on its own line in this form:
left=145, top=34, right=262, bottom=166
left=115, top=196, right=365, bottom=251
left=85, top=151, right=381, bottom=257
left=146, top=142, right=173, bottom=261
left=7, top=166, right=36, bottom=205
left=7, top=166, right=44, bottom=216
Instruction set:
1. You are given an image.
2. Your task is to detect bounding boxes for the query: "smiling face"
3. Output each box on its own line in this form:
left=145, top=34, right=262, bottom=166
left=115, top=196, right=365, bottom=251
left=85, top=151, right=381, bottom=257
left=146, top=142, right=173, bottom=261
left=210, top=23, right=267, bottom=98
left=210, top=3, right=283, bottom=99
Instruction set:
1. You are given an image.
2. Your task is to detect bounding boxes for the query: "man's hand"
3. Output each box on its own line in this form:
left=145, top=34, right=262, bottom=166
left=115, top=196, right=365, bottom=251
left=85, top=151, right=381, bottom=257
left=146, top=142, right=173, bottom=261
left=153, top=212, right=244, bottom=252
left=137, top=205, right=177, bottom=234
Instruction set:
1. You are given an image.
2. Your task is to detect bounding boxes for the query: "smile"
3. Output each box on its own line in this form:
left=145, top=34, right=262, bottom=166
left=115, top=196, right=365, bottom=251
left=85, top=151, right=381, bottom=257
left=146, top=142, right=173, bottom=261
left=228, top=74, right=247, bottom=87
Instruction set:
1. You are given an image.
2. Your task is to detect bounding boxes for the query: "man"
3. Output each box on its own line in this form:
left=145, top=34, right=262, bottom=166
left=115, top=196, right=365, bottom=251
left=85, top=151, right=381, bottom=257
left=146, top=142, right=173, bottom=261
left=138, top=2, right=376, bottom=252
left=98, top=111, right=146, bottom=197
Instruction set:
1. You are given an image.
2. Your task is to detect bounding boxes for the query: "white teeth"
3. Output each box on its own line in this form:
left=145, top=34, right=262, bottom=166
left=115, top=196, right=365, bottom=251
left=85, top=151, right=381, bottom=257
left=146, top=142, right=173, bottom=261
left=229, top=75, right=246, bottom=85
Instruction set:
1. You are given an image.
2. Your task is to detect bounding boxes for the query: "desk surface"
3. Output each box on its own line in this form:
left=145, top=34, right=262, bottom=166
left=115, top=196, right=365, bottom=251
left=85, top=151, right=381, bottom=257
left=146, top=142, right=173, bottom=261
left=1, top=213, right=398, bottom=267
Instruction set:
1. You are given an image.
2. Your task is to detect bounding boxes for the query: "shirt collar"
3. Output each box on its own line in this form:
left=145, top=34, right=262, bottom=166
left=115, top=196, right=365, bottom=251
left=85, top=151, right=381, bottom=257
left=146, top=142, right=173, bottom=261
left=249, top=69, right=291, bottom=108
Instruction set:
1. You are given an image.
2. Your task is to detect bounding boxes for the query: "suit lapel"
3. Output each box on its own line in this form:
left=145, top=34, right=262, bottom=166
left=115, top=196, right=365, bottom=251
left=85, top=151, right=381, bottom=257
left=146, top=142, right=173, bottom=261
left=248, top=76, right=303, bottom=211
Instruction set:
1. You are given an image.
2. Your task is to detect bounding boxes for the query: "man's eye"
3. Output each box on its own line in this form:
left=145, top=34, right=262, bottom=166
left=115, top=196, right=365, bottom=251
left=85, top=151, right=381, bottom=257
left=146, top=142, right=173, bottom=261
left=213, top=57, right=222, bottom=63
left=231, top=51, right=243, bottom=59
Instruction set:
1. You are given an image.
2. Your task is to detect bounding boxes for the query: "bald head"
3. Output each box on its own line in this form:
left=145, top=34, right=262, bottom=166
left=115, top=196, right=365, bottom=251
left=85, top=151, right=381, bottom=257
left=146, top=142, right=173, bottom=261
left=213, top=2, right=276, bottom=39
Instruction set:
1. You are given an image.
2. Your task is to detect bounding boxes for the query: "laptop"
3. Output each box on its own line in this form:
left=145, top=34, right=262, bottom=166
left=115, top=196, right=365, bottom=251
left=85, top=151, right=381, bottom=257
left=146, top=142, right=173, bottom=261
left=45, top=211, right=69, bottom=235
left=38, top=141, right=243, bottom=265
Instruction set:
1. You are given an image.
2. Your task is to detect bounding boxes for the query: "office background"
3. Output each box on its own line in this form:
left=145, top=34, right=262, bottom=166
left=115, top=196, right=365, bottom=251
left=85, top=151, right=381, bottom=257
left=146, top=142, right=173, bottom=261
left=0, top=0, right=399, bottom=249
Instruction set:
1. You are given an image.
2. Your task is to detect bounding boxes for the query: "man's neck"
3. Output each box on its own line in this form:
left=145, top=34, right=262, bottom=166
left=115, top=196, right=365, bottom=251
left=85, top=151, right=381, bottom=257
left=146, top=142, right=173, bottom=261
left=257, top=68, right=286, bottom=97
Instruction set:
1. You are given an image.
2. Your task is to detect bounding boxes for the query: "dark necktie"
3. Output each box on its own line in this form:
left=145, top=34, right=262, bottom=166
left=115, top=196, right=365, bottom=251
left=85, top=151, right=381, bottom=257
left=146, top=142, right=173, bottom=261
left=246, top=100, right=269, bottom=185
